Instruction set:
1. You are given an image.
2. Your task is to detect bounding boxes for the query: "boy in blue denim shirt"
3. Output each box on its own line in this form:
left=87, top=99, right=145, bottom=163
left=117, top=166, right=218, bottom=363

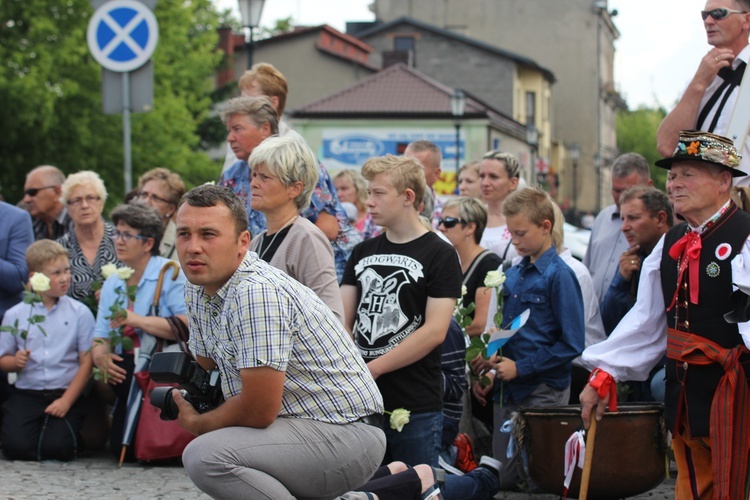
left=478, top=188, right=585, bottom=487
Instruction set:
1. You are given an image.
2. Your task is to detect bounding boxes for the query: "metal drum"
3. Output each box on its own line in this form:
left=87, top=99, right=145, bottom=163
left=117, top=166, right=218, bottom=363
left=516, top=403, right=667, bottom=499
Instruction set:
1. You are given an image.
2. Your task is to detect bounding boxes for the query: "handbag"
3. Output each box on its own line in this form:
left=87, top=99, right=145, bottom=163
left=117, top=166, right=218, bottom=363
left=133, top=316, right=195, bottom=462
left=131, top=262, right=196, bottom=462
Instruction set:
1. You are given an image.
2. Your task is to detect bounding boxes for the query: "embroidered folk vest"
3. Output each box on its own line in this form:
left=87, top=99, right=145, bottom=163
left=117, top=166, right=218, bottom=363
left=660, top=203, right=750, bottom=437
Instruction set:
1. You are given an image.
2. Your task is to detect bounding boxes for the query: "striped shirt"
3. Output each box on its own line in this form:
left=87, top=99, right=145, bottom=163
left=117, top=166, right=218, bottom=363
left=186, top=251, right=383, bottom=424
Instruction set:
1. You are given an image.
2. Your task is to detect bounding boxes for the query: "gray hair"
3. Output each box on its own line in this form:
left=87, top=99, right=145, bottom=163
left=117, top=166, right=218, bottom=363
left=27, top=165, right=65, bottom=185
left=405, top=140, right=442, bottom=167
left=179, top=184, right=248, bottom=237
left=61, top=171, right=108, bottom=205
left=442, top=196, right=488, bottom=244
left=219, top=96, right=279, bottom=135
left=248, top=135, right=319, bottom=210
left=110, top=202, right=164, bottom=256
left=611, top=152, right=650, bottom=181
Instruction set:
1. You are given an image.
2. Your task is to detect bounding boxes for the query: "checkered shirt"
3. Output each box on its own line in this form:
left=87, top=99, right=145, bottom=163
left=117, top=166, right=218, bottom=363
left=186, top=251, right=383, bottom=424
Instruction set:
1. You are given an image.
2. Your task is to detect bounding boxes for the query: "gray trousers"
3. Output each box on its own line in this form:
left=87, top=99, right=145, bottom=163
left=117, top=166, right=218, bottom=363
left=492, top=384, right=570, bottom=490
left=183, top=418, right=386, bottom=500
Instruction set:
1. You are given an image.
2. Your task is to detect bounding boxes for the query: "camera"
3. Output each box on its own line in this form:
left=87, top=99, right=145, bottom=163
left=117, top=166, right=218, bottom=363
left=149, top=352, right=223, bottom=421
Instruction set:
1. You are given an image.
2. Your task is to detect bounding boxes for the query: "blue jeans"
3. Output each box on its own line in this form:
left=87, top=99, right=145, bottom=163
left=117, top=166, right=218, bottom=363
left=382, top=410, right=442, bottom=467
left=444, top=466, right=500, bottom=500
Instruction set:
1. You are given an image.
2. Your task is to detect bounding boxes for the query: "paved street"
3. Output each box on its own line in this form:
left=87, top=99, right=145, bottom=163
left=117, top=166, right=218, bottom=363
left=0, top=450, right=675, bottom=499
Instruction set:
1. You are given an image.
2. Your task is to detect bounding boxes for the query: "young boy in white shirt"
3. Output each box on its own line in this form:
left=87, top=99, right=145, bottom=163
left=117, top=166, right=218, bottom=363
left=0, top=240, right=94, bottom=460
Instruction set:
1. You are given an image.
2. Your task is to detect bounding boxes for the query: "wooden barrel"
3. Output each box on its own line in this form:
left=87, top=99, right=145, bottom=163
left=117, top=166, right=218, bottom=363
left=516, top=403, right=667, bottom=499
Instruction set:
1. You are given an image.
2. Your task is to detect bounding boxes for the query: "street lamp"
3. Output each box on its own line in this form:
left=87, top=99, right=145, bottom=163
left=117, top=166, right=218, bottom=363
left=594, top=152, right=603, bottom=213
left=238, top=0, right=266, bottom=71
left=450, top=89, right=466, bottom=186
left=569, top=143, right=580, bottom=212
left=526, top=123, right=539, bottom=187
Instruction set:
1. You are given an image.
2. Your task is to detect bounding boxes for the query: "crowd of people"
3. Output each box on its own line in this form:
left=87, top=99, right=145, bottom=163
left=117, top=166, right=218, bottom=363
left=2, top=2, right=750, bottom=498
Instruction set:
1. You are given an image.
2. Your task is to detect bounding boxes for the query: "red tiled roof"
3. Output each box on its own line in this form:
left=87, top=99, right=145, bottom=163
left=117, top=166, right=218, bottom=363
left=293, top=63, right=491, bottom=116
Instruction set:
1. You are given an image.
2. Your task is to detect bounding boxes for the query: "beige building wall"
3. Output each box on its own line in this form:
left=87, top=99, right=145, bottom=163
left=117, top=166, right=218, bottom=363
left=371, top=0, right=623, bottom=212
left=234, top=36, right=375, bottom=113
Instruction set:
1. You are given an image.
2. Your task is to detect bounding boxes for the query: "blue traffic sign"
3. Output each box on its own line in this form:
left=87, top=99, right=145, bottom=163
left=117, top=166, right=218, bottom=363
left=87, top=0, right=158, bottom=73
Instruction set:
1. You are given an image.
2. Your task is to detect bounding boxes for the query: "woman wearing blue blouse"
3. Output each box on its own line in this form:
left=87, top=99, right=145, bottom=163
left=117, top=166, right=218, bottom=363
left=91, top=203, right=187, bottom=460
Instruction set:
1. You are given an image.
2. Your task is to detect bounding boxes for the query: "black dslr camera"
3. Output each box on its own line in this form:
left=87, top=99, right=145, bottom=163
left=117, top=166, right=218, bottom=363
left=149, top=352, right=223, bottom=421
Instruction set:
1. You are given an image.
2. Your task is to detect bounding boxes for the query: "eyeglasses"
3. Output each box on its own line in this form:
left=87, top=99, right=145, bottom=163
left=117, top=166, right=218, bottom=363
left=113, top=229, right=149, bottom=243
left=137, top=191, right=171, bottom=205
left=438, top=217, right=468, bottom=228
left=701, top=8, right=747, bottom=20
left=67, top=195, right=102, bottom=207
left=24, top=185, right=57, bottom=197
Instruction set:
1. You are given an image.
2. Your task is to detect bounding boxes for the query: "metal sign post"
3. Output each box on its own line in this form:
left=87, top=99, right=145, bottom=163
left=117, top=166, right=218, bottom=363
left=87, top=0, right=158, bottom=193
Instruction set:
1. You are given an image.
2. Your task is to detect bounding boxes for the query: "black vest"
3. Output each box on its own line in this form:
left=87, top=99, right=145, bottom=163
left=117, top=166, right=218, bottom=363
left=660, top=203, right=750, bottom=436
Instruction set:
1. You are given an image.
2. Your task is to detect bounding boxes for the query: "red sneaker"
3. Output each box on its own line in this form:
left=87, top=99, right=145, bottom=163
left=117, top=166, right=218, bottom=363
left=453, top=433, right=479, bottom=473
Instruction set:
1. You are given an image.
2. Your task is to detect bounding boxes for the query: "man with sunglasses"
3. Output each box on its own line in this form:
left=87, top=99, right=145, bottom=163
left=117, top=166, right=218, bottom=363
left=657, top=0, right=750, bottom=184
left=22, top=166, right=71, bottom=241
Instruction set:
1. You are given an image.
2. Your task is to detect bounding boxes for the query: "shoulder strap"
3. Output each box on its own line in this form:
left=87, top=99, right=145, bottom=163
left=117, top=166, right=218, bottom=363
left=463, top=250, right=492, bottom=287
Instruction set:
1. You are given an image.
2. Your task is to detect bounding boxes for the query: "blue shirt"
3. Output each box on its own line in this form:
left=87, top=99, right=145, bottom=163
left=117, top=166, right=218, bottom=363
left=0, top=296, right=95, bottom=390
left=0, top=202, right=33, bottom=321
left=94, top=256, right=187, bottom=353
left=441, top=318, right=467, bottom=424
left=219, top=160, right=268, bottom=238
left=494, top=245, right=585, bottom=404
left=599, top=258, right=640, bottom=336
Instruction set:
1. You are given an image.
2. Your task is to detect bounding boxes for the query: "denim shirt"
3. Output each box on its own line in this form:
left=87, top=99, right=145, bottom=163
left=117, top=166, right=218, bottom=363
left=493, top=245, right=585, bottom=404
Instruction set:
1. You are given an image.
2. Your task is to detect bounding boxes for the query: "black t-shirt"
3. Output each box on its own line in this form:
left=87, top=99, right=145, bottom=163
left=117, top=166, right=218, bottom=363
left=256, top=226, right=292, bottom=263
left=462, top=251, right=503, bottom=318
left=342, top=231, right=462, bottom=413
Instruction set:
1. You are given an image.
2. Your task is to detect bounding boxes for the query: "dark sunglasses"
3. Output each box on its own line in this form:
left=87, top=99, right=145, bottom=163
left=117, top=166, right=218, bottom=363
left=438, top=216, right=468, bottom=228
left=24, top=185, right=57, bottom=197
left=701, top=8, right=747, bottom=20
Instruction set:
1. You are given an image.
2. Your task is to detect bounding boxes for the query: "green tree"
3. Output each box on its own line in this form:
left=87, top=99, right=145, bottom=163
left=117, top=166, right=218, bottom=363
left=0, top=0, right=224, bottom=206
left=616, top=105, right=667, bottom=190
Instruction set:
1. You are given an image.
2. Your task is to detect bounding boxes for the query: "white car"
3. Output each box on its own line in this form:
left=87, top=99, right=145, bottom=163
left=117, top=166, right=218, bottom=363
left=563, top=223, right=590, bottom=261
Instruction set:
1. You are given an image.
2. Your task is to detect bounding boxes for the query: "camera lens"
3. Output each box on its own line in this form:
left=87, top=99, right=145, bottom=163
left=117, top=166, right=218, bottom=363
left=150, top=386, right=181, bottom=421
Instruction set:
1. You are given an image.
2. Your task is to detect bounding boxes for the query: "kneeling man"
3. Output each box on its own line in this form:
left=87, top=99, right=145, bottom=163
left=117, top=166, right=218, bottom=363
left=174, top=184, right=385, bottom=499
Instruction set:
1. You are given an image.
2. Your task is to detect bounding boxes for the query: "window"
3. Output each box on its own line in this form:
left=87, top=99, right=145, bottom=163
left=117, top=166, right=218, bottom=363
left=525, top=91, right=536, bottom=126
left=394, top=36, right=415, bottom=52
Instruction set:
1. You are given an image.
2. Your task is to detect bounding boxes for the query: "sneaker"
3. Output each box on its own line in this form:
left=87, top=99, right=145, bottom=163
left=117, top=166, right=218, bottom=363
left=453, top=433, right=479, bottom=473
left=478, top=455, right=502, bottom=474
left=438, top=454, right=464, bottom=476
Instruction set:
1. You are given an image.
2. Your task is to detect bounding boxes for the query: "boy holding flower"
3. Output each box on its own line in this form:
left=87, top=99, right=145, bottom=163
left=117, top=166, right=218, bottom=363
left=477, top=188, right=584, bottom=487
left=0, top=240, right=94, bottom=460
left=341, top=154, right=462, bottom=467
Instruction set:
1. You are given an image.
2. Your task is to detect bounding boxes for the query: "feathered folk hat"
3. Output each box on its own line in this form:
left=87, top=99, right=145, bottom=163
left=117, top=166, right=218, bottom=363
left=655, top=130, right=745, bottom=177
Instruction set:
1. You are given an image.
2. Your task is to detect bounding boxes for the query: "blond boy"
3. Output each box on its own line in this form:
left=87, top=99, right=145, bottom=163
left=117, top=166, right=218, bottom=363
left=341, top=154, right=462, bottom=467
left=478, top=188, right=584, bottom=487
left=0, top=240, right=94, bottom=460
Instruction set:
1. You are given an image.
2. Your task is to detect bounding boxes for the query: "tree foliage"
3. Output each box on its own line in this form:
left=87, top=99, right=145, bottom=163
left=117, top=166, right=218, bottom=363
left=0, top=0, right=224, bottom=206
left=616, top=105, right=667, bottom=190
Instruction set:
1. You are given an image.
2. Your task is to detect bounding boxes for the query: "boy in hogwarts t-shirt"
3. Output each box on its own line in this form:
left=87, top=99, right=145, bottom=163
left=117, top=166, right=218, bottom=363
left=342, top=154, right=461, bottom=467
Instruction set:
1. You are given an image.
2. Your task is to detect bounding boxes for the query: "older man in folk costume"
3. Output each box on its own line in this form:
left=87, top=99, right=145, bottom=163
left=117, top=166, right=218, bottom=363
left=580, top=131, right=750, bottom=499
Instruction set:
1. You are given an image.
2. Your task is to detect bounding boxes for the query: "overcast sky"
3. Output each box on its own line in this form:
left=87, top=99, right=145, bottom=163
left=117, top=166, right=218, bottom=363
left=214, top=0, right=713, bottom=110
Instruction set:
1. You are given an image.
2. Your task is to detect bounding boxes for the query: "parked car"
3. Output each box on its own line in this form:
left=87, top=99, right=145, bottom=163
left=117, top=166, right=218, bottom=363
left=564, top=223, right=590, bottom=261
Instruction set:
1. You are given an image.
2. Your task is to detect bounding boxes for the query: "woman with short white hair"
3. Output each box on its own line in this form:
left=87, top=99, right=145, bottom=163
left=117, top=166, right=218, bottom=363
left=57, top=171, right=119, bottom=307
left=248, top=135, right=344, bottom=324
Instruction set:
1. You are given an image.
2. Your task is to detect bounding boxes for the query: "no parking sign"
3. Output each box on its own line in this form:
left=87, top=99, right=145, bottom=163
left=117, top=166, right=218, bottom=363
left=87, top=0, right=158, bottom=73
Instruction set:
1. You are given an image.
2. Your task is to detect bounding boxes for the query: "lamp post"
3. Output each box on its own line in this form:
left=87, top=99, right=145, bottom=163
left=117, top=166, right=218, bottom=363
left=238, top=0, right=266, bottom=71
left=526, top=123, right=539, bottom=187
left=570, top=143, right=580, bottom=212
left=594, top=152, right=603, bottom=213
left=450, top=89, right=466, bottom=188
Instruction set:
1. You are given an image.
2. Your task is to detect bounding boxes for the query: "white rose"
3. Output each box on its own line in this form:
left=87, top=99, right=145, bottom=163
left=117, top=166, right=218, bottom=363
left=116, top=267, right=135, bottom=280
left=484, top=270, right=505, bottom=288
left=29, top=272, right=51, bottom=293
left=101, top=263, right=118, bottom=280
left=461, top=285, right=468, bottom=297
left=389, top=408, right=410, bottom=432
